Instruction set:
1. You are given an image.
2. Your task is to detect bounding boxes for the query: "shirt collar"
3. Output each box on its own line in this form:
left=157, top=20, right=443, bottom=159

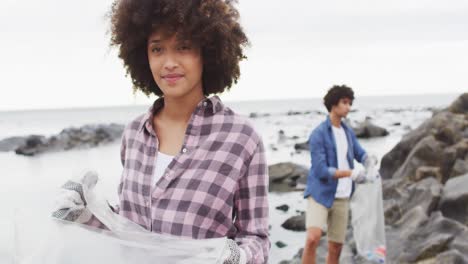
left=139, top=95, right=225, bottom=133
left=326, top=115, right=350, bottom=131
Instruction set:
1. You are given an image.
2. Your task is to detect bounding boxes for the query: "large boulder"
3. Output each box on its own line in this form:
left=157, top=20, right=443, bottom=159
left=14, top=124, right=124, bottom=156
left=352, top=119, right=389, bottom=138
left=400, top=177, right=443, bottom=216
left=386, top=207, right=430, bottom=261
left=391, top=136, right=445, bottom=181
left=384, top=177, right=442, bottom=226
left=380, top=109, right=467, bottom=180
left=447, top=93, right=468, bottom=114
left=268, top=162, right=308, bottom=192
left=398, top=212, right=468, bottom=263
left=439, top=173, right=468, bottom=226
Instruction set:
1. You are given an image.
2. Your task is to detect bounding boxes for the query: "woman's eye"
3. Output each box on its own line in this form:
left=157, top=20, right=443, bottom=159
left=178, top=45, right=191, bottom=51
left=151, top=47, right=162, bottom=53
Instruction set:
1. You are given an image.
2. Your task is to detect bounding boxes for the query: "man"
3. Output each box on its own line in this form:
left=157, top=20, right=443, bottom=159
left=302, top=85, right=378, bottom=264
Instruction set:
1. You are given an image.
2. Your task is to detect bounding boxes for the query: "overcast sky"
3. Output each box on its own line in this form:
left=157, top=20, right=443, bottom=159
left=0, top=0, right=467, bottom=111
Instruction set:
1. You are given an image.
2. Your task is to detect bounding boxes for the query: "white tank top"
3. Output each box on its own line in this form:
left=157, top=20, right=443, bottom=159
left=152, top=151, right=175, bottom=186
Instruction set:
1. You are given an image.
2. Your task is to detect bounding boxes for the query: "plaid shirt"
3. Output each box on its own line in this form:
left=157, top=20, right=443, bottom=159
left=86, top=96, right=270, bottom=263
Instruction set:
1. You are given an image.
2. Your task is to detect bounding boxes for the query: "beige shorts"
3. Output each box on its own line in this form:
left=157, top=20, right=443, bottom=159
left=305, top=196, right=349, bottom=243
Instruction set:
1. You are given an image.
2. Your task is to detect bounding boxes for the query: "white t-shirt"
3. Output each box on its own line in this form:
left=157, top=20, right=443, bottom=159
left=152, top=151, right=175, bottom=186
left=332, top=125, right=352, bottom=198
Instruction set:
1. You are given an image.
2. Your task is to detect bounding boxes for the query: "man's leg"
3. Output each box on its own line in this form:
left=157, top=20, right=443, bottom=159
left=302, top=227, right=322, bottom=264
left=326, top=241, right=343, bottom=264
left=326, top=198, right=350, bottom=264
left=302, top=197, right=328, bottom=264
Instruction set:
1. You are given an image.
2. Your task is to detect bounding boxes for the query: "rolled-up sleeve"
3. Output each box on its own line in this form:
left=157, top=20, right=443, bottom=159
left=233, top=139, right=270, bottom=264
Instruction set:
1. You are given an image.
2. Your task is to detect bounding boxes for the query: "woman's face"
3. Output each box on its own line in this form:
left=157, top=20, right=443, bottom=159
left=147, top=30, right=203, bottom=99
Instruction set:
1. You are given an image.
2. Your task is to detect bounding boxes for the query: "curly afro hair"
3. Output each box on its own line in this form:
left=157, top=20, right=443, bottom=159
left=108, top=0, right=249, bottom=97
left=323, top=85, right=355, bottom=112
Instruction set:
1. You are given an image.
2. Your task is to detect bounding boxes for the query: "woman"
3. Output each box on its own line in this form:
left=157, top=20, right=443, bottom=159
left=55, top=0, right=270, bottom=263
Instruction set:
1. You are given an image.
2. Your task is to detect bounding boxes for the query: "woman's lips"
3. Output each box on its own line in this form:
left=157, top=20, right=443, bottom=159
left=162, top=74, right=183, bottom=84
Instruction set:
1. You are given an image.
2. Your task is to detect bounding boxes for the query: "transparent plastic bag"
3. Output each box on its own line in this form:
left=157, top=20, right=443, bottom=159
left=14, top=180, right=228, bottom=264
left=350, top=177, right=386, bottom=263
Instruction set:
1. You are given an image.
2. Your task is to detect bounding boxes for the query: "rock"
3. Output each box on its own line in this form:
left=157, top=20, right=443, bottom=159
left=276, top=241, right=288, bottom=248
left=380, top=110, right=466, bottom=180
left=439, top=173, right=468, bottom=226
left=414, top=166, right=442, bottom=182
left=446, top=92, right=468, bottom=114
left=401, top=177, right=442, bottom=215
left=14, top=135, right=47, bottom=156
left=440, top=148, right=459, bottom=183
left=278, top=130, right=287, bottom=143
left=279, top=248, right=303, bottom=264
left=281, top=214, right=305, bottom=231
left=294, top=141, right=309, bottom=151
left=384, top=177, right=442, bottom=226
left=450, top=159, right=468, bottom=178
left=249, top=112, right=258, bottom=118
left=382, top=177, right=408, bottom=200
left=392, top=122, right=401, bottom=126
left=436, top=249, right=468, bottom=264
left=287, top=111, right=303, bottom=116
left=248, top=112, right=270, bottom=118
left=391, top=135, right=445, bottom=181
left=384, top=199, right=402, bottom=225
left=268, top=162, right=308, bottom=192
left=275, top=204, right=290, bottom=212
left=393, top=206, right=429, bottom=239
left=14, top=124, right=124, bottom=156
left=398, top=212, right=468, bottom=263
left=352, top=119, right=389, bottom=138
left=0, top=136, right=27, bottom=152
left=450, top=230, right=468, bottom=258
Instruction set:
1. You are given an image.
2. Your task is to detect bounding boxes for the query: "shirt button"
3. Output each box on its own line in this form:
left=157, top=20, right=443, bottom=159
left=203, top=102, right=208, bottom=107
left=182, top=148, right=187, bottom=153
left=145, top=200, right=150, bottom=207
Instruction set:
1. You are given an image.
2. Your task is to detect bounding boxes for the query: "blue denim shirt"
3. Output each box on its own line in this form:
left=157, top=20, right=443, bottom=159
left=304, top=116, right=367, bottom=208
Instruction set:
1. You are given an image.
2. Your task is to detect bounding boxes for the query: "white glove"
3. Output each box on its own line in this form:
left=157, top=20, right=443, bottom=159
left=221, top=239, right=247, bottom=264
left=350, top=169, right=367, bottom=184
left=364, top=165, right=381, bottom=183
left=363, top=154, right=378, bottom=169
left=52, top=170, right=98, bottom=223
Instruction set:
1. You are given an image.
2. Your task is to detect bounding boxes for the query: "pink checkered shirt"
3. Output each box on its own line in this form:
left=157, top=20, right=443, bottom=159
left=86, top=96, right=270, bottom=263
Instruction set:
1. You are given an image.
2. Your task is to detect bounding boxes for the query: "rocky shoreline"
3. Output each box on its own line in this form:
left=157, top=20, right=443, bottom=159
left=0, top=123, right=124, bottom=156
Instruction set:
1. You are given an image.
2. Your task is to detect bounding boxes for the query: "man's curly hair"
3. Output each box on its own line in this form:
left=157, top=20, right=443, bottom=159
left=323, top=85, right=355, bottom=112
left=109, top=0, right=249, bottom=96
